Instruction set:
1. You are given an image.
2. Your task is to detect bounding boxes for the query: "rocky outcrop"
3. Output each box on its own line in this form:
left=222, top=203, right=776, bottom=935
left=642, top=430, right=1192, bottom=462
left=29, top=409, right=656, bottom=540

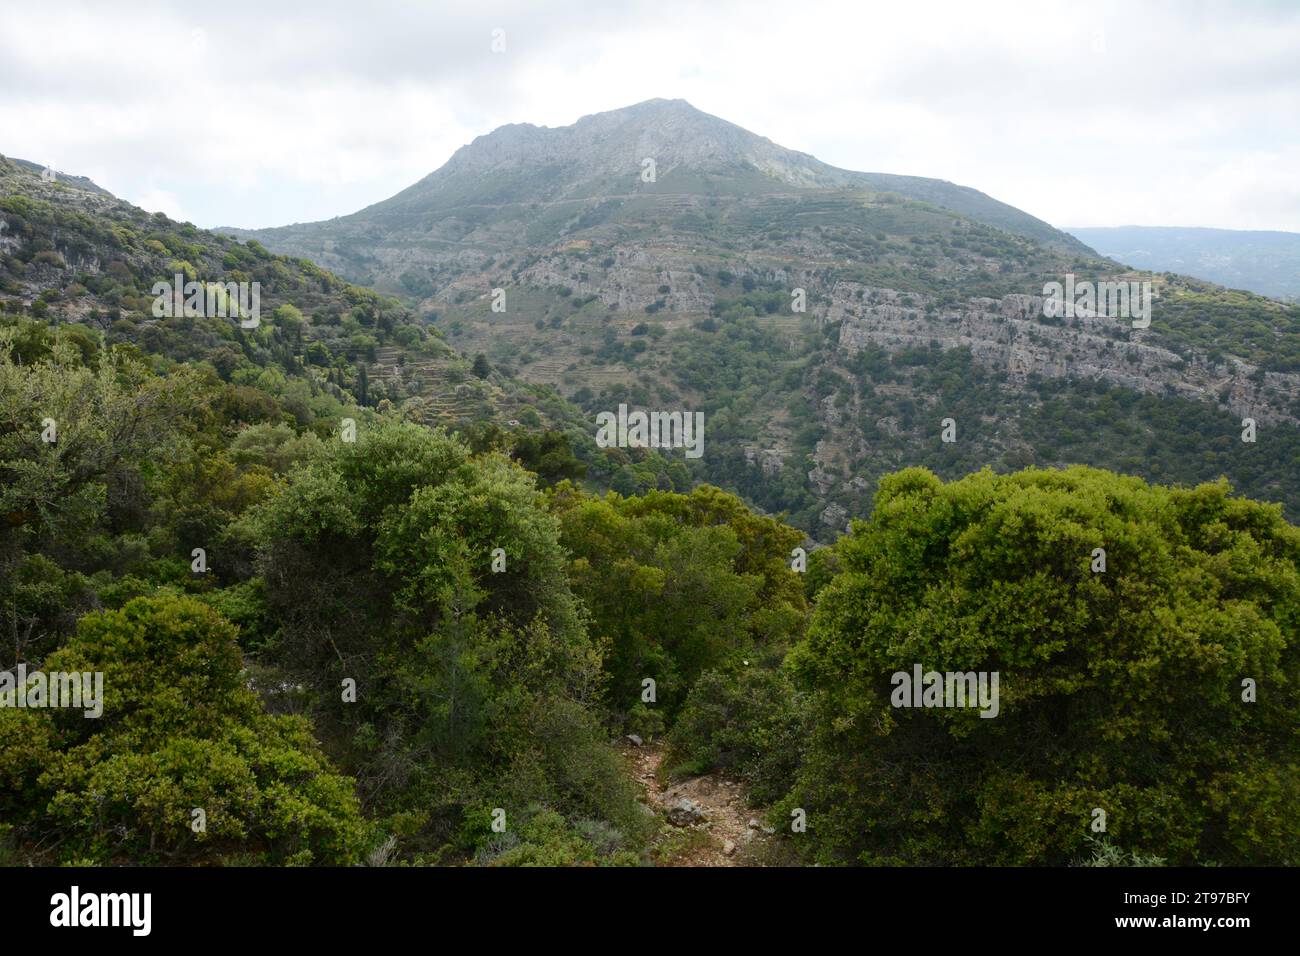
left=744, top=446, right=787, bottom=477
left=519, top=245, right=714, bottom=314
left=832, top=285, right=1300, bottom=425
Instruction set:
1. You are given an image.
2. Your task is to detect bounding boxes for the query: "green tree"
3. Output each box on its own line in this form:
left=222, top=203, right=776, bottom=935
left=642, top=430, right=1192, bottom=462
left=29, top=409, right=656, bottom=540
left=246, top=420, right=643, bottom=855
left=0, top=329, right=206, bottom=658
left=785, top=466, right=1300, bottom=865
left=0, top=331, right=202, bottom=544
left=551, top=483, right=806, bottom=720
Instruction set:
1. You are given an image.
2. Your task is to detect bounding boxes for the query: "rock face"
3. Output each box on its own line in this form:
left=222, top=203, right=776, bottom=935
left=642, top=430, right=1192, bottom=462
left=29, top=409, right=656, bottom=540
left=512, top=247, right=715, bottom=315
left=417, top=98, right=859, bottom=197
left=831, top=285, right=1300, bottom=426
left=819, top=501, right=849, bottom=531
left=744, top=446, right=787, bottom=477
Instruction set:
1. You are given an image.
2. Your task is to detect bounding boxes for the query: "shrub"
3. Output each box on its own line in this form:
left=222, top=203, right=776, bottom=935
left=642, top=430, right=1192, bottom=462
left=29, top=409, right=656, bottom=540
left=478, top=807, right=638, bottom=867
left=666, top=667, right=809, bottom=803
left=0, top=596, right=369, bottom=865
left=32, top=249, right=66, bottom=268
left=551, top=483, right=806, bottom=721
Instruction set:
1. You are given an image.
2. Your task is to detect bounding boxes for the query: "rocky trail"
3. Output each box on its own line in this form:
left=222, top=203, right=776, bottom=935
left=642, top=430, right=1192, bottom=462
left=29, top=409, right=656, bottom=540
left=622, top=741, right=774, bottom=866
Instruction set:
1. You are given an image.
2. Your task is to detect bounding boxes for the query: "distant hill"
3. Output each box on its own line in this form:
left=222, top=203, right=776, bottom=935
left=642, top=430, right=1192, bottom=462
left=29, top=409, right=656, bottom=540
left=0, top=153, right=565, bottom=433
left=1066, top=225, right=1300, bottom=301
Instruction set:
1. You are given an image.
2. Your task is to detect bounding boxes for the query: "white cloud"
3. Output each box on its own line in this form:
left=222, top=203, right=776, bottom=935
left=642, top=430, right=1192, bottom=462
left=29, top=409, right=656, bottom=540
left=1, top=0, right=1296, bottom=231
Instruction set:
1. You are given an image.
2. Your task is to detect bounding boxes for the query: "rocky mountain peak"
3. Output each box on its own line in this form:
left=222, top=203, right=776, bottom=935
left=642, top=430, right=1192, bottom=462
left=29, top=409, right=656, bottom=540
left=388, top=98, right=850, bottom=211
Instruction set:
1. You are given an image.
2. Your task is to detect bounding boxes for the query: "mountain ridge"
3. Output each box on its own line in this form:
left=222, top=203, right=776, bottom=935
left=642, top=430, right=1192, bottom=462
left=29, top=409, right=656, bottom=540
left=196, top=100, right=1300, bottom=538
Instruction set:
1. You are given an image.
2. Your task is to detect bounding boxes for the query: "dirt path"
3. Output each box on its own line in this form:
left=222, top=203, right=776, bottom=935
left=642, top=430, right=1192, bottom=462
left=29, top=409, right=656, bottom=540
left=623, top=742, right=771, bottom=866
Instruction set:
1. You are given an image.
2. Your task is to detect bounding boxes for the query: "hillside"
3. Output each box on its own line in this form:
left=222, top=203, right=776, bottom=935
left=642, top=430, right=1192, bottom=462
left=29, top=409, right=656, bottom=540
left=4, top=106, right=1299, bottom=878
left=0, top=152, right=577, bottom=434
left=221, top=101, right=1300, bottom=539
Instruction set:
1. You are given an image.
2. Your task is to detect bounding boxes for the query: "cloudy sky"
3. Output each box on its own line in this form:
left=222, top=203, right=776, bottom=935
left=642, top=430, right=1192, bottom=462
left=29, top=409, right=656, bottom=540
left=2, top=0, right=1297, bottom=232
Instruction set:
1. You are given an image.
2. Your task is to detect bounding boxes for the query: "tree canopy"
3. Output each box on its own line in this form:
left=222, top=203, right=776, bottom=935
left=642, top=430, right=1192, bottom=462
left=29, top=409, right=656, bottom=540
left=783, top=465, right=1300, bottom=865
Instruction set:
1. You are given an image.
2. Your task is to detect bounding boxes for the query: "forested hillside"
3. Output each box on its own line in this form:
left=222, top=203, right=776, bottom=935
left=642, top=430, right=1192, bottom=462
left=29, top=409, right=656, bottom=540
left=0, top=153, right=593, bottom=435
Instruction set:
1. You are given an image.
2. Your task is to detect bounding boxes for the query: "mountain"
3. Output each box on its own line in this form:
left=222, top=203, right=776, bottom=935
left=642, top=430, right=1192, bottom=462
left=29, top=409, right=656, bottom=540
left=12, top=100, right=1300, bottom=542
left=7, top=114, right=1298, bottom=874
left=216, top=100, right=1300, bottom=539
left=1066, top=225, right=1300, bottom=301
left=221, top=98, right=1091, bottom=285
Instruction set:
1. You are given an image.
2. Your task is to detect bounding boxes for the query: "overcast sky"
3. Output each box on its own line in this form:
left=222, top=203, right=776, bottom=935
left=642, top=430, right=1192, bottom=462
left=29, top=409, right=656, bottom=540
left=2, top=0, right=1297, bottom=233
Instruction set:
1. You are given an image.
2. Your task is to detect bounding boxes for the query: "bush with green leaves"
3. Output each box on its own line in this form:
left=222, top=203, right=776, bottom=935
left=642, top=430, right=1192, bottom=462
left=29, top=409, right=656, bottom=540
left=474, top=806, right=639, bottom=867
left=665, top=666, right=809, bottom=804
left=246, top=419, right=646, bottom=855
left=0, top=596, right=368, bottom=865
left=1, top=328, right=206, bottom=656
left=785, top=465, right=1300, bottom=865
left=1076, top=836, right=1166, bottom=867
left=550, top=483, right=806, bottom=721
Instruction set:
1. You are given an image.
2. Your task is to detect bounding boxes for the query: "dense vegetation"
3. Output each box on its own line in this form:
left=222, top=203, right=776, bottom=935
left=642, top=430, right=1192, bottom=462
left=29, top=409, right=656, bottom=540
left=1, top=597, right=368, bottom=865
left=4, top=313, right=1300, bottom=866
left=671, top=466, right=1300, bottom=865
left=551, top=483, right=806, bottom=723
left=0, top=318, right=782, bottom=865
